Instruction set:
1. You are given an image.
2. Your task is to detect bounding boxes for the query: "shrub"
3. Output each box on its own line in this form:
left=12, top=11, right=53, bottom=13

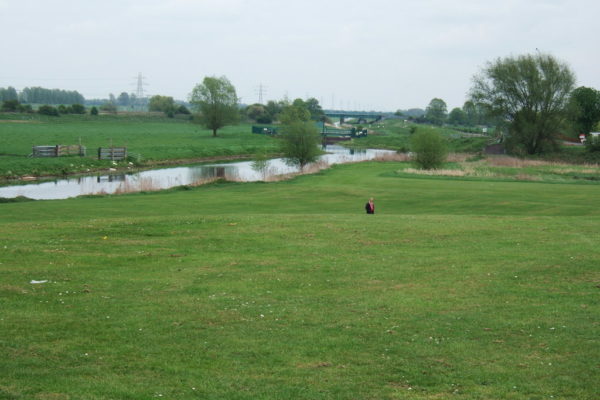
left=90, top=106, right=99, bottom=116
left=1, top=99, right=20, bottom=112
left=410, top=128, right=448, bottom=169
left=18, top=104, right=33, bottom=113
left=38, top=105, right=59, bottom=116
left=70, top=104, right=86, bottom=114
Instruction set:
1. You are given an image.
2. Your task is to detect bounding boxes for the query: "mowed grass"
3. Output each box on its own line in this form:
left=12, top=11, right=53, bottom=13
left=1, top=162, right=599, bottom=399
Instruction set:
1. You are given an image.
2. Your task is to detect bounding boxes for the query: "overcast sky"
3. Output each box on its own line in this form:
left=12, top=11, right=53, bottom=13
left=1, top=0, right=598, bottom=111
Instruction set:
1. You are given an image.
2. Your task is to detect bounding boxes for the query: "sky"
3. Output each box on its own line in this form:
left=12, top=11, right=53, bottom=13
left=1, top=0, right=599, bottom=111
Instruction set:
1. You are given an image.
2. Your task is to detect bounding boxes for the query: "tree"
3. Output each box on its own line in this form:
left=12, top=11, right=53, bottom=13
left=90, top=106, right=99, bottom=116
left=117, top=92, right=130, bottom=107
left=0, top=87, right=18, bottom=101
left=279, top=100, right=310, bottom=125
left=246, top=103, right=272, bottom=123
left=425, top=98, right=447, bottom=125
left=568, top=86, right=600, bottom=135
left=265, top=100, right=283, bottom=121
left=470, top=53, right=575, bottom=154
left=462, top=101, right=479, bottom=125
left=448, top=107, right=467, bottom=126
left=305, top=97, right=324, bottom=121
left=177, top=105, right=191, bottom=115
left=280, top=120, right=321, bottom=171
left=189, top=76, right=239, bottom=137
left=410, top=127, right=448, bottom=169
left=148, top=95, right=176, bottom=114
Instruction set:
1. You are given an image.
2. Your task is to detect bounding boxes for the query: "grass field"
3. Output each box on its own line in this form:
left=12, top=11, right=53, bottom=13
left=1, top=161, right=599, bottom=399
left=0, top=114, right=279, bottom=179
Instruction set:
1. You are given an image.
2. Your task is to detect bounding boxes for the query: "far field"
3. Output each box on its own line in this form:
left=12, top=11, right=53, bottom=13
left=0, top=114, right=279, bottom=179
left=1, top=160, right=599, bottom=399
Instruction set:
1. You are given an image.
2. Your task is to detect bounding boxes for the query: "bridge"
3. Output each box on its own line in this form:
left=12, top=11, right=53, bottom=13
left=323, top=110, right=385, bottom=124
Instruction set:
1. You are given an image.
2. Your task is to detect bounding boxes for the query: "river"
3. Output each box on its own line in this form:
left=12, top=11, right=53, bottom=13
left=0, top=146, right=395, bottom=200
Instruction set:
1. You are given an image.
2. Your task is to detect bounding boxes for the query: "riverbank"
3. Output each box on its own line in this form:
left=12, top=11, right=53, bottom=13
left=0, top=153, right=264, bottom=184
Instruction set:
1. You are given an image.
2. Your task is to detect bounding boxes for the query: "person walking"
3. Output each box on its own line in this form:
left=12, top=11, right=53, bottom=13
left=365, top=197, right=375, bottom=214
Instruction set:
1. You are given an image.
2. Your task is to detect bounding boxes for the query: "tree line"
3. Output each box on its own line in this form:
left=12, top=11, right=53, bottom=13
left=0, top=86, right=85, bottom=105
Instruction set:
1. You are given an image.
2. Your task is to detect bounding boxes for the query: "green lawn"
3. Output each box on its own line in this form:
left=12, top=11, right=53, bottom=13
left=1, top=162, right=598, bottom=399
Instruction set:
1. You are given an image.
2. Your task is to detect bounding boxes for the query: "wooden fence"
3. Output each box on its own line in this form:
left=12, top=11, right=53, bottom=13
left=32, top=145, right=86, bottom=157
left=98, top=147, right=128, bottom=161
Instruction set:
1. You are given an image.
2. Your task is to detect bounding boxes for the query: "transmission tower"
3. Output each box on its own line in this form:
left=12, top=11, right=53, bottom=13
left=133, top=72, right=148, bottom=110
left=255, top=83, right=267, bottom=104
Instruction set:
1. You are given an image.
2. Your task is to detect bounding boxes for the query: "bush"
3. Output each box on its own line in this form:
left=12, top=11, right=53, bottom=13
left=90, top=106, right=99, bottom=116
left=38, top=105, right=59, bottom=116
left=410, top=128, right=448, bottom=169
left=1, top=99, right=20, bottom=112
left=70, top=104, right=86, bottom=114
left=100, top=102, right=117, bottom=114
left=586, top=135, right=600, bottom=152
left=18, top=104, right=33, bottom=113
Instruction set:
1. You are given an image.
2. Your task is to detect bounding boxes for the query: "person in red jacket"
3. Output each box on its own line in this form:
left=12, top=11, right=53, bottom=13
left=365, top=197, right=375, bottom=214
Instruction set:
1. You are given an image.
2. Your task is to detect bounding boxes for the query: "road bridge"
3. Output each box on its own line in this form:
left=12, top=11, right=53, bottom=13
left=323, top=110, right=385, bottom=124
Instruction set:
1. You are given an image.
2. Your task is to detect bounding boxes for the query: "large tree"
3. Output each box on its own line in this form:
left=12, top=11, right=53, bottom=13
left=425, top=98, right=447, bottom=125
left=568, top=86, right=600, bottom=135
left=189, top=76, right=239, bottom=137
left=470, top=53, right=575, bottom=154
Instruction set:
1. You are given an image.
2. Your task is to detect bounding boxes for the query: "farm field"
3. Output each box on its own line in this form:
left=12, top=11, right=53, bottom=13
left=1, top=161, right=599, bottom=399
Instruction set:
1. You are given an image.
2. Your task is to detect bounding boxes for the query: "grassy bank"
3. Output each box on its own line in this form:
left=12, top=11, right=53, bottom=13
left=345, top=120, right=490, bottom=153
left=1, top=162, right=599, bottom=399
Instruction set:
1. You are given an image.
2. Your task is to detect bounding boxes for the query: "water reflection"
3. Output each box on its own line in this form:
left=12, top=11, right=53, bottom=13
left=0, top=145, right=394, bottom=200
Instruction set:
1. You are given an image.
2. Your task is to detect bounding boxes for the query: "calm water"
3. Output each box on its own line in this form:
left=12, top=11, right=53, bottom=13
left=0, top=146, right=395, bottom=200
